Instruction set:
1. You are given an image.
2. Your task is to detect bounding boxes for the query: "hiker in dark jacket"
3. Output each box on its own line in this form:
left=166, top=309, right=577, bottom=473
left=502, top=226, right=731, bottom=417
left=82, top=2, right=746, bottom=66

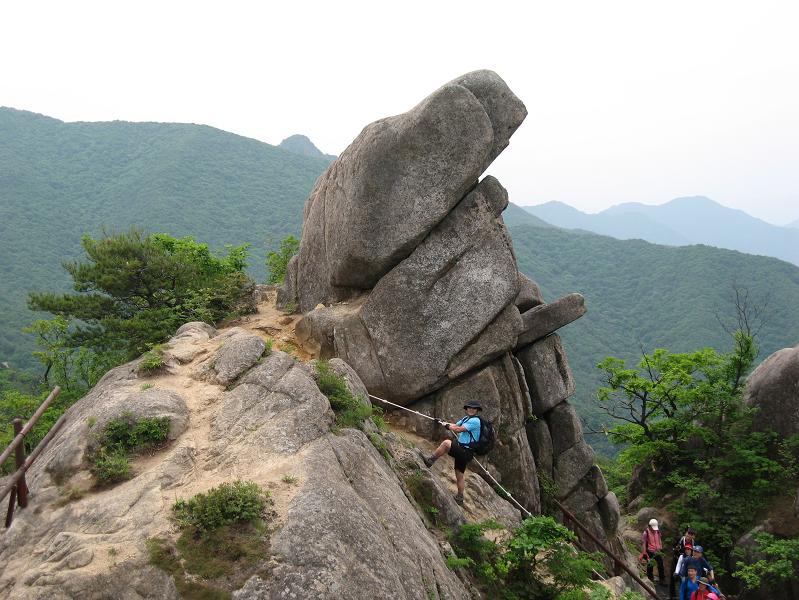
left=690, top=546, right=716, bottom=584
left=424, top=400, right=482, bottom=506
left=671, top=527, right=697, bottom=599
left=643, top=518, right=666, bottom=584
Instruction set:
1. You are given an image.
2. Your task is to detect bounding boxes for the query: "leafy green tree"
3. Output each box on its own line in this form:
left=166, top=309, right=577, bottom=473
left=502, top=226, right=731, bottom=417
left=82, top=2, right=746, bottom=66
left=595, top=329, right=798, bottom=584
left=449, top=516, right=602, bottom=599
left=732, top=532, right=799, bottom=591
left=28, top=228, right=253, bottom=360
left=266, top=234, right=299, bottom=284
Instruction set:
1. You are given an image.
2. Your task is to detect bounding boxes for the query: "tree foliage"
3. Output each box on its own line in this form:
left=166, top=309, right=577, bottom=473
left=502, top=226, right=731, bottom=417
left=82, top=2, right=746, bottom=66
left=28, top=228, right=254, bottom=361
left=449, top=516, right=603, bottom=599
left=266, top=234, right=299, bottom=284
left=595, top=329, right=799, bottom=585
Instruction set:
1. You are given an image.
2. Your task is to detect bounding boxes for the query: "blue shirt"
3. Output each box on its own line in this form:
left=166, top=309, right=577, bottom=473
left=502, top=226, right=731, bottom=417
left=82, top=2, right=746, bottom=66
left=457, top=416, right=481, bottom=446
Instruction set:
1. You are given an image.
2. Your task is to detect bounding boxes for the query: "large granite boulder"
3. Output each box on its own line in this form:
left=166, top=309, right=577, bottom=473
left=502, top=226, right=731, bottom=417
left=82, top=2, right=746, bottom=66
left=744, top=343, right=799, bottom=438
left=2, top=324, right=508, bottom=599
left=234, top=430, right=472, bottom=600
left=285, top=70, right=526, bottom=312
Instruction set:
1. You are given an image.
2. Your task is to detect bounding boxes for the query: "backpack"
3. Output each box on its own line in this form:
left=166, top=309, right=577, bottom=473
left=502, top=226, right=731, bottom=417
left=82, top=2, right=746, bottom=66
left=465, top=416, right=495, bottom=456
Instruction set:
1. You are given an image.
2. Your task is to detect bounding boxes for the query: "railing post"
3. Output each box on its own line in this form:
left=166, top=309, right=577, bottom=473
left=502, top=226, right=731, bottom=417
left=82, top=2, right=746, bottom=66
left=12, top=419, right=28, bottom=508
left=4, top=487, right=16, bottom=528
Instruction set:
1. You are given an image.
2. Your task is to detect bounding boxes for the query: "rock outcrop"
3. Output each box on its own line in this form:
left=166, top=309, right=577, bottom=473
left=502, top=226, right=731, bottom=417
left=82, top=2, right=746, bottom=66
left=285, top=70, right=625, bottom=561
left=744, top=343, right=799, bottom=438
left=1, top=314, right=513, bottom=599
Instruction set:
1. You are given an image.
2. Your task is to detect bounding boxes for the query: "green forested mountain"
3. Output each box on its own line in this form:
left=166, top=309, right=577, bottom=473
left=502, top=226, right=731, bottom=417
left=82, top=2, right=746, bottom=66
left=0, top=107, right=329, bottom=368
left=3, top=108, right=799, bottom=459
left=508, top=223, right=799, bottom=454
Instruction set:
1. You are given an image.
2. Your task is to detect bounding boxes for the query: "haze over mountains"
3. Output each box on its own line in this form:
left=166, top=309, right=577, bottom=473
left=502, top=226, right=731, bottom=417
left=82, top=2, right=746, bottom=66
left=522, top=197, right=799, bottom=266
left=2, top=106, right=798, bottom=455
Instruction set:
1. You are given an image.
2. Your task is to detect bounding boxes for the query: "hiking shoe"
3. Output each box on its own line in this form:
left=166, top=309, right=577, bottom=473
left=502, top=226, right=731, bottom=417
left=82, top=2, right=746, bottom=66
left=423, top=455, right=437, bottom=468
left=454, top=493, right=464, bottom=506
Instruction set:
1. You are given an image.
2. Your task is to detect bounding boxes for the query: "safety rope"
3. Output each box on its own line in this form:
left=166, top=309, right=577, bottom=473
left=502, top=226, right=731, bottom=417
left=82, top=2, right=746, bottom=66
left=369, top=393, right=533, bottom=517
left=368, top=392, right=659, bottom=598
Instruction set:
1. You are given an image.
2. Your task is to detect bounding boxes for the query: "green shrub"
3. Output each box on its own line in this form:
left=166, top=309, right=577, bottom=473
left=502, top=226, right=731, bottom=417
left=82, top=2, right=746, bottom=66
left=138, top=344, right=167, bottom=372
left=447, top=516, right=602, bottom=599
left=315, top=360, right=374, bottom=429
left=149, top=481, right=272, bottom=600
left=445, top=555, right=475, bottom=570
left=172, top=481, right=268, bottom=534
left=101, top=413, right=170, bottom=452
left=90, top=448, right=131, bottom=484
left=266, top=235, right=299, bottom=285
left=88, top=414, right=171, bottom=485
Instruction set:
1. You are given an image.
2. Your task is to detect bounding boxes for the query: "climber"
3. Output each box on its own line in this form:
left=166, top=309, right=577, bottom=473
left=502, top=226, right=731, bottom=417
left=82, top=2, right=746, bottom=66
left=423, top=400, right=482, bottom=506
left=642, top=518, right=666, bottom=584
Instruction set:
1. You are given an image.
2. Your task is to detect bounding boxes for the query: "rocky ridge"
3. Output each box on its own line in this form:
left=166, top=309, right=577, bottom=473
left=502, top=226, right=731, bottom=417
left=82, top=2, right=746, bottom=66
left=281, top=70, right=626, bottom=564
left=0, top=297, right=523, bottom=599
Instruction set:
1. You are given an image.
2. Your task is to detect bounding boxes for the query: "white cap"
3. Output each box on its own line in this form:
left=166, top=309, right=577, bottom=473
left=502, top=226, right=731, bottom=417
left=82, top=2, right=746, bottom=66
left=649, top=519, right=659, bottom=530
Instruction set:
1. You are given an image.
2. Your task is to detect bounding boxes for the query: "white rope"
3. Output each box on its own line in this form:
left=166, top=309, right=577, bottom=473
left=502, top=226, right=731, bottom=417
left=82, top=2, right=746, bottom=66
left=368, top=393, right=533, bottom=518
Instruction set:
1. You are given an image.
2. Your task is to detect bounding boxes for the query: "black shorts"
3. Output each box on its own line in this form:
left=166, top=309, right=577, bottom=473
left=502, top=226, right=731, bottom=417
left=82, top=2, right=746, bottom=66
left=449, top=442, right=475, bottom=473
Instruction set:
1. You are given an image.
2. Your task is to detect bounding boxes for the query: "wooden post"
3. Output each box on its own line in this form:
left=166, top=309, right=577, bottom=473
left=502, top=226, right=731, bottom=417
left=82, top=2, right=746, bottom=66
left=12, top=419, right=28, bottom=508
left=4, top=486, right=16, bottom=528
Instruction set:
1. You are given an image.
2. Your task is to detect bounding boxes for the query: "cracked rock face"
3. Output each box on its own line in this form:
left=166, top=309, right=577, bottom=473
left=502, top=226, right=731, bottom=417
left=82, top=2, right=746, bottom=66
left=1, top=332, right=494, bottom=599
left=286, top=70, right=626, bottom=558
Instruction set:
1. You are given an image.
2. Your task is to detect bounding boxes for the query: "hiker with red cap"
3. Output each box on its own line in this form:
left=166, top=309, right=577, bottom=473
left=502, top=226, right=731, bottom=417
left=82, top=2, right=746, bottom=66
left=671, top=526, right=697, bottom=600
left=424, top=400, right=483, bottom=506
left=690, top=577, right=721, bottom=600
left=642, top=517, right=666, bottom=584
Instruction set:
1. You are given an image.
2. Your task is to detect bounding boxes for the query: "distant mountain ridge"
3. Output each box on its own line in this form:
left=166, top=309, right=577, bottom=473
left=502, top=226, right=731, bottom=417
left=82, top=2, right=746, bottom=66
left=279, top=134, right=336, bottom=162
left=3, top=107, right=799, bottom=461
left=0, top=107, right=330, bottom=368
left=523, top=196, right=799, bottom=266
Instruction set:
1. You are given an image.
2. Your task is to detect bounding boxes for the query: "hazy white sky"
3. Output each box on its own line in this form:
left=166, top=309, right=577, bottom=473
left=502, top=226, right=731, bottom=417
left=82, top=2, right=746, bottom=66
left=3, top=1, right=798, bottom=225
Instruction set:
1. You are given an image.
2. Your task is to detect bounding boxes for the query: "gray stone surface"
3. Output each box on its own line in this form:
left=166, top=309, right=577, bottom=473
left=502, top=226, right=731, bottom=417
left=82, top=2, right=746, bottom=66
left=242, top=430, right=471, bottom=600
left=561, top=465, right=607, bottom=511
left=598, top=491, right=621, bottom=535
left=516, top=335, right=575, bottom=415
left=525, top=418, right=554, bottom=478
left=553, top=439, right=595, bottom=497
left=36, top=374, right=188, bottom=485
left=211, top=353, right=333, bottom=458
left=515, top=293, right=586, bottom=349
left=547, top=401, right=584, bottom=457
left=359, top=176, right=519, bottom=401
left=515, top=272, right=544, bottom=312
left=173, top=321, right=218, bottom=339
left=286, top=70, right=526, bottom=312
left=194, top=331, right=266, bottom=386
left=744, top=343, right=799, bottom=438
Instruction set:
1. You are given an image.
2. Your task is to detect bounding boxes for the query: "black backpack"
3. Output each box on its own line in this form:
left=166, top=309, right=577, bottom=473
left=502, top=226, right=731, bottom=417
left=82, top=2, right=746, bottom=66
left=466, top=416, right=495, bottom=456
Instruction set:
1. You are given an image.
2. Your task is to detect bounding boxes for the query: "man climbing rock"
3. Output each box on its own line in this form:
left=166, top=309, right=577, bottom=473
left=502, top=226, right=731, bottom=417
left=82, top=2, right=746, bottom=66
left=424, top=400, right=482, bottom=506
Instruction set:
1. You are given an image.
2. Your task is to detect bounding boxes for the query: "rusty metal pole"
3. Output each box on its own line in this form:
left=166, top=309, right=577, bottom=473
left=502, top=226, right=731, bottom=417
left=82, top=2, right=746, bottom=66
left=12, top=419, right=28, bottom=508
left=0, top=387, right=60, bottom=468
left=4, top=486, right=16, bottom=528
left=554, top=498, right=659, bottom=600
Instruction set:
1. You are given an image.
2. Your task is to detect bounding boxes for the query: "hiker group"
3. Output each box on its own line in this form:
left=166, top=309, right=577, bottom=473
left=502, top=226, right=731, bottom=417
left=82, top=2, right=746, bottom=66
left=642, top=519, right=722, bottom=600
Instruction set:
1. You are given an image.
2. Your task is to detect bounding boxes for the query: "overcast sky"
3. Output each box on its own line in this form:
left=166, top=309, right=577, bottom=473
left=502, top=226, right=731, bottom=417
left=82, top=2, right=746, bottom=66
left=3, top=1, right=798, bottom=225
